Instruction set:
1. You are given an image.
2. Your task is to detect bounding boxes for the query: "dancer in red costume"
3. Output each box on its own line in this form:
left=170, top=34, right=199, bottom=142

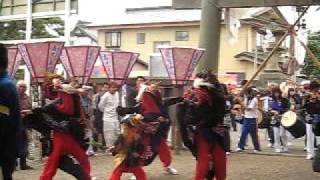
left=39, top=78, right=91, bottom=180
left=139, top=83, right=178, bottom=174
left=117, top=81, right=183, bottom=178
left=178, top=72, right=227, bottom=180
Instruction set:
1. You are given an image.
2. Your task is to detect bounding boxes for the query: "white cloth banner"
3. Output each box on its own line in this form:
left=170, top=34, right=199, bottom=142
left=225, top=8, right=249, bottom=45
left=295, top=30, right=308, bottom=64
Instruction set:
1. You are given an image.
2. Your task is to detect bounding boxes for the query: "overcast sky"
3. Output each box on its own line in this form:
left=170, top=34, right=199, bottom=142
left=76, top=0, right=320, bottom=32
left=279, top=6, right=320, bottom=32
left=77, top=0, right=171, bottom=22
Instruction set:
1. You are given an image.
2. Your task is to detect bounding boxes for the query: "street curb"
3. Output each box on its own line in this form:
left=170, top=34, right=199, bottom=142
left=235, top=151, right=306, bottom=158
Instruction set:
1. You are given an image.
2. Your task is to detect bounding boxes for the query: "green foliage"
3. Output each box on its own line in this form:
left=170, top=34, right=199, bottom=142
left=0, top=20, right=26, bottom=40
left=32, top=17, right=64, bottom=39
left=0, top=17, right=64, bottom=40
left=14, top=69, right=25, bottom=81
left=302, top=32, right=320, bottom=78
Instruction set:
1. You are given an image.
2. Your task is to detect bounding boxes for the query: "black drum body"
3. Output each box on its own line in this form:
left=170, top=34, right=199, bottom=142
left=313, top=115, right=320, bottom=136
left=284, top=120, right=306, bottom=138
left=281, top=111, right=306, bottom=138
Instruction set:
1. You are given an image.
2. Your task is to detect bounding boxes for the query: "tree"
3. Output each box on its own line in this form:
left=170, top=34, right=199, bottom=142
left=32, top=17, right=64, bottom=39
left=301, top=32, right=320, bottom=78
left=0, top=20, right=26, bottom=40
left=0, top=17, right=64, bottom=41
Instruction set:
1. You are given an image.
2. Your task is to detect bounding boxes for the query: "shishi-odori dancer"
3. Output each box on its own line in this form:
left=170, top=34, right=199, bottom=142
left=24, top=76, right=92, bottom=180
left=178, top=72, right=227, bottom=180
left=108, top=114, right=148, bottom=180
left=117, top=81, right=182, bottom=176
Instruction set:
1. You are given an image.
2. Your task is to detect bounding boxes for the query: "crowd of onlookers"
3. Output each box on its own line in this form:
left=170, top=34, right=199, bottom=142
left=225, top=78, right=320, bottom=161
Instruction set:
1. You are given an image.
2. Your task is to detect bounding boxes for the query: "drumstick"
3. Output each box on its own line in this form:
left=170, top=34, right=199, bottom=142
left=21, top=110, right=32, bottom=113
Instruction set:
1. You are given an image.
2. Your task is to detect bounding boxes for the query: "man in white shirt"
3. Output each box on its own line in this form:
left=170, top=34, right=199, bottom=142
left=236, top=87, right=261, bottom=152
left=98, top=82, right=120, bottom=151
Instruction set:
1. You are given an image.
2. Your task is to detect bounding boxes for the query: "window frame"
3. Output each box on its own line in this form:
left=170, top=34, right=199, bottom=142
left=0, top=0, right=78, bottom=15
left=105, top=31, right=121, bottom=48
left=136, top=32, right=146, bottom=44
left=175, top=31, right=189, bottom=41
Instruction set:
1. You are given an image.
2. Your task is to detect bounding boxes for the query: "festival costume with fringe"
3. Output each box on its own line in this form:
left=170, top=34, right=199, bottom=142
left=178, top=87, right=227, bottom=180
left=24, top=83, right=91, bottom=180
left=109, top=114, right=147, bottom=180
left=117, top=90, right=183, bottom=168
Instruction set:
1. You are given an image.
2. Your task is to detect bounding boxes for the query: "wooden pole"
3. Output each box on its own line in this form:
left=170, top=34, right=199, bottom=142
left=297, top=38, right=320, bottom=68
left=197, top=0, right=222, bottom=73
left=242, top=31, right=289, bottom=91
left=242, top=7, right=309, bottom=91
left=169, top=86, right=183, bottom=155
left=289, top=33, right=298, bottom=82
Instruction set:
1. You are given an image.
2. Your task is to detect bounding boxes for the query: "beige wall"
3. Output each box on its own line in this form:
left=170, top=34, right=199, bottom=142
left=97, top=23, right=257, bottom=79
left=219, top=24, right=257, bottom=79
left=98, top=25, right=200, bottom=62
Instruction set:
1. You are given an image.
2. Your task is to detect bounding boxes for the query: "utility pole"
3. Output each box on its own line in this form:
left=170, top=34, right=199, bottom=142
left=196, top=0, right=221, bottom=73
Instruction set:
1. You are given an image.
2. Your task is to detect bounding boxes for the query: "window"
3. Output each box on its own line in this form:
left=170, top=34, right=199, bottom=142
left=105, top=32, right=121, bottom=48
left=153, top=41, right=170, bottom=53
left=33, top=0, right=78, bottom=12
left=0, top=0, right=78, bottom=15
left=0, top=0, right=26, bottom=15
left=137, top=33, right=145, bottom=44
left=175, top=31, right=189, bottom=41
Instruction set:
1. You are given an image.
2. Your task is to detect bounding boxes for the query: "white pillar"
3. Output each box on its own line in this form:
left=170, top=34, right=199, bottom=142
left=25, top=0, right=32, bottom=96
left=26, top=0, right=32, bottom=41
left=64, top=0, right=71, bottom=45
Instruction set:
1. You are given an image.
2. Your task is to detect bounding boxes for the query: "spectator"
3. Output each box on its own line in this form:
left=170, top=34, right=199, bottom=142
left=270, top=87, right=290, bottom=153
left=16, top=80, right=33, bottom=170
left=92, top=83, right=109, bottom=151
left=236, top=87, right=261, bottom=152
left=80, top=85, right=95, bottom=156
left=125, top=76, right=147, bottom=107
left=0, top=43, right=21, bottom=180
left=98, top=82, right=120, bottom=152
